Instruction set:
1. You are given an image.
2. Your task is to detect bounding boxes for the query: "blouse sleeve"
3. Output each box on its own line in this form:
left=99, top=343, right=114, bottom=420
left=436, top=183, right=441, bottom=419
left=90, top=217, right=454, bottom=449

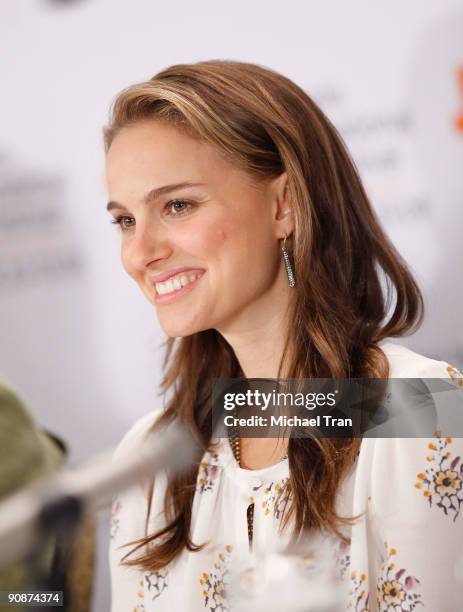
left=366, top=361, right=463, bottom=611
left=109, top=410, right=163, bottom=612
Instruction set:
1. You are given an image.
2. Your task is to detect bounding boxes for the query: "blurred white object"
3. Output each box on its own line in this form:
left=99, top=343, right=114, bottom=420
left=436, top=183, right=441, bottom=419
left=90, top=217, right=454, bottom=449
left=230, top=534, right=344, bottom=612
left=0, top=421, right=194, bottom=567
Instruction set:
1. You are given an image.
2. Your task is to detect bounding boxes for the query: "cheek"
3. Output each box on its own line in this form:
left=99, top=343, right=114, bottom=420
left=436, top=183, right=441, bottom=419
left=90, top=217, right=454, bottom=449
left=211, top=227, right=229, bottom=248
left=185, top=220, right=234, bottom=257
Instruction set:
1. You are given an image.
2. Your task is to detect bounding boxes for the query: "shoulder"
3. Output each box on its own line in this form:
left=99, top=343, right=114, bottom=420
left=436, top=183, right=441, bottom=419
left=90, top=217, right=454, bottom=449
left=379, top=340, right=453, bottom=378
left=113, top=409, right=165, bottom=463
left=109, top=410, right=166, bottom=545
left=357, top=342, right=462, bottom=486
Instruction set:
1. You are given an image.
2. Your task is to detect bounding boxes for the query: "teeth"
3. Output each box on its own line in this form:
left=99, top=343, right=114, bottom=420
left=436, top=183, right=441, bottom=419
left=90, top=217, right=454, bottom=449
left=155, top=272, right=200, bottom=295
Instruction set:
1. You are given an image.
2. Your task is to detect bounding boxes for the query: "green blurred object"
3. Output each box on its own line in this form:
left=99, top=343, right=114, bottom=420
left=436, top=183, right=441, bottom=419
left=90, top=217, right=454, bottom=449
left=0, top=378, right=66, bottom=606
left=0, top=379, right=96, bottom=612
left=0, top=380, right=65, bottom=496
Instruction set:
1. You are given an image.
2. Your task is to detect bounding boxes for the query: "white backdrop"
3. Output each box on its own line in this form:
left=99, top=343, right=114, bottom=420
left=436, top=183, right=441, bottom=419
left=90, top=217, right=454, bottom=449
left=1, top=1, right=462, bottom=609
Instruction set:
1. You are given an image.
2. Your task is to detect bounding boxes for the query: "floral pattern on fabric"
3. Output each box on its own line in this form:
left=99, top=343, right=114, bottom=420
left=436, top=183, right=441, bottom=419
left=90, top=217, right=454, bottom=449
left=252, top=478, right=290, bottom=518
left=377, top=542, right=423, bottom=611
left=110, top=496, right=122, bottom=540
left=196, top=452, right=221, bottom=494
left=132, top=577, right=145, bottom=611
left=415, top=432, right=463, bottom=522
left=199, top=545, right=233, bottom=611
left=334, top=539, right=351, bottom=581
left=145, top=567, right=169, bottom=601
left=348, top=569, right=369, bottom=611
left=446, top=364, right=463, bottom=387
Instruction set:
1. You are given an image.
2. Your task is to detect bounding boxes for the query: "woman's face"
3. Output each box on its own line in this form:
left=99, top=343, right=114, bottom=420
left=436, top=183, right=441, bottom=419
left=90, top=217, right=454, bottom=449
left=105, top=120, right=292, bottom=338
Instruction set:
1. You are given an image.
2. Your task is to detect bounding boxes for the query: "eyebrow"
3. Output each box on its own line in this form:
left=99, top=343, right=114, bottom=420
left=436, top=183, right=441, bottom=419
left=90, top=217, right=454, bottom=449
left=106, top=182, right=206, bottom=212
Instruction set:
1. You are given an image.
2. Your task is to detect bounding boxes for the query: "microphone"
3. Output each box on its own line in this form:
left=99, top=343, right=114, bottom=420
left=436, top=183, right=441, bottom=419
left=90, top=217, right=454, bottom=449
left=0, top=421, right=195, bottom=568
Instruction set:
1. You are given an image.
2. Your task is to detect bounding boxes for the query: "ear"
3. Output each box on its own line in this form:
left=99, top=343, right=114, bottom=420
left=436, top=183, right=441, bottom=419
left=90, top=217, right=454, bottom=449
left=269, top=171, right=294, bottom=239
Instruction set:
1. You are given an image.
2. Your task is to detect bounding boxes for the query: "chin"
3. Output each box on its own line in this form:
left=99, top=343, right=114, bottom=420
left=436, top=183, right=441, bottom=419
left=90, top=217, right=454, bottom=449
left=157, top=314, right=210, bottom=339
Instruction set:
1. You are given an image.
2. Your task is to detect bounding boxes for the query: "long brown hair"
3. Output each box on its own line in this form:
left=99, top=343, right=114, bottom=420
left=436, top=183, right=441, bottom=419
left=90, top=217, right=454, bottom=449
left=103, top=60, right=423, bottom=570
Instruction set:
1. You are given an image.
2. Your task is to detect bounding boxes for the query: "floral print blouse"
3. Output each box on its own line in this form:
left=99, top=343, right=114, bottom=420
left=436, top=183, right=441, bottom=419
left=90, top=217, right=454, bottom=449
left=109, top=342, right=463, bottom=611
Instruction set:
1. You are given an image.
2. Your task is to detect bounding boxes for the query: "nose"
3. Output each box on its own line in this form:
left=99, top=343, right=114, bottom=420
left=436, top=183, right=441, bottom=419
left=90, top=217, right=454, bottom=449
left=122, top=219, right=172, bottom=274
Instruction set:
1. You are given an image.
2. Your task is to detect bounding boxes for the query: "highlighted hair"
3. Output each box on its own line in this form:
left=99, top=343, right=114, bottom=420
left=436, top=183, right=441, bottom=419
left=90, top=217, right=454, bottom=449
left=104, top=60, right=423, bottom=570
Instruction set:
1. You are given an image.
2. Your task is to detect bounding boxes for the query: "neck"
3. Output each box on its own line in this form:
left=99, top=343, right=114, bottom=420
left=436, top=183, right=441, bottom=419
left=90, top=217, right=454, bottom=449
left=216, top=272, right=293, bottom=379
left=216, top=272, right=293, bottom=469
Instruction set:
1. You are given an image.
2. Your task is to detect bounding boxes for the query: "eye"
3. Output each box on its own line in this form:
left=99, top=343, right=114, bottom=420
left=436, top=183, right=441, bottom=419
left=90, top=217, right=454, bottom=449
left=164, top=199, right=193, bottom=217
left=110, top=215, right=135, bottom=231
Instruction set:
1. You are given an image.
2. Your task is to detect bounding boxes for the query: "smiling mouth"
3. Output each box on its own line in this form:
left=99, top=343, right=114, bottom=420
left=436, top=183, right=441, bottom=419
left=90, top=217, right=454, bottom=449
left=154, top=271, right=203, bottom=296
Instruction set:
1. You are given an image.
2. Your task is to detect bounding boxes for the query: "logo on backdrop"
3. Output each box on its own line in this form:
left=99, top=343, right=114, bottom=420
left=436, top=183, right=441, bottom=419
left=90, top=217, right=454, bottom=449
left=0, top=155, right=84, bottom=292
left=456, top=67, right=463, bottom=134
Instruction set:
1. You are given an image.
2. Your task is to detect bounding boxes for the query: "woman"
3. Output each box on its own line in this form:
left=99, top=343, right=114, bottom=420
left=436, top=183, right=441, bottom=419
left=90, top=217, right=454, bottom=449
left=104, top=60, right=463, bottom=611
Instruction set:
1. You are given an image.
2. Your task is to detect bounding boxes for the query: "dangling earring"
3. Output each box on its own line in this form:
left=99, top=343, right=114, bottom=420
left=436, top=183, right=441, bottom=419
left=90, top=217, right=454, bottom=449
left=281, top=233, right=296, bottom=288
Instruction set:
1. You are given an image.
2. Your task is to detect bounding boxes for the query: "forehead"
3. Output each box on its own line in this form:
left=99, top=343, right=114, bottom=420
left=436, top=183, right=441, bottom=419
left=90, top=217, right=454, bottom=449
left=106, top=120, right=230, bottom=185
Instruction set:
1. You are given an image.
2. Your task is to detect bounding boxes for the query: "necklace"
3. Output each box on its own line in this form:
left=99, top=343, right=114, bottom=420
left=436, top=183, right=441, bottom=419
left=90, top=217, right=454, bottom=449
left=228, top=429, right=288, bottom=551
left=228, top=432, right=288, bottom=466
left=229, top=430, right=254, bottom=549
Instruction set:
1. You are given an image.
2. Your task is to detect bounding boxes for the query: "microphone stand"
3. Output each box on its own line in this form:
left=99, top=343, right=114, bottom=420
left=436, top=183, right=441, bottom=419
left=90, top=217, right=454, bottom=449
left=0, top=423, right=195, bottom=610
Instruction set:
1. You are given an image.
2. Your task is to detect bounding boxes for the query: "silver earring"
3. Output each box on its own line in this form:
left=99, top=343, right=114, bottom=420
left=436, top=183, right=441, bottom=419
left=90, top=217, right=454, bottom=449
left=281, top=234, right=296, bottom=288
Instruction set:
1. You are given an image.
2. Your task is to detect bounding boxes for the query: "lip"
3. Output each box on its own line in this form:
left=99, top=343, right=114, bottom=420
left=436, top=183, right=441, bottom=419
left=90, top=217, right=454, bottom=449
left=149, top=266, right=206, bottom=283
left=154, top=271, right=205, bottom=305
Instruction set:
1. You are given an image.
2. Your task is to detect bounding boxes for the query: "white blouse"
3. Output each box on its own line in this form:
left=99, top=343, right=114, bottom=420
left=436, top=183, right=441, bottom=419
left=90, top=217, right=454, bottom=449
left=109, top=342, right=463, bottom=611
